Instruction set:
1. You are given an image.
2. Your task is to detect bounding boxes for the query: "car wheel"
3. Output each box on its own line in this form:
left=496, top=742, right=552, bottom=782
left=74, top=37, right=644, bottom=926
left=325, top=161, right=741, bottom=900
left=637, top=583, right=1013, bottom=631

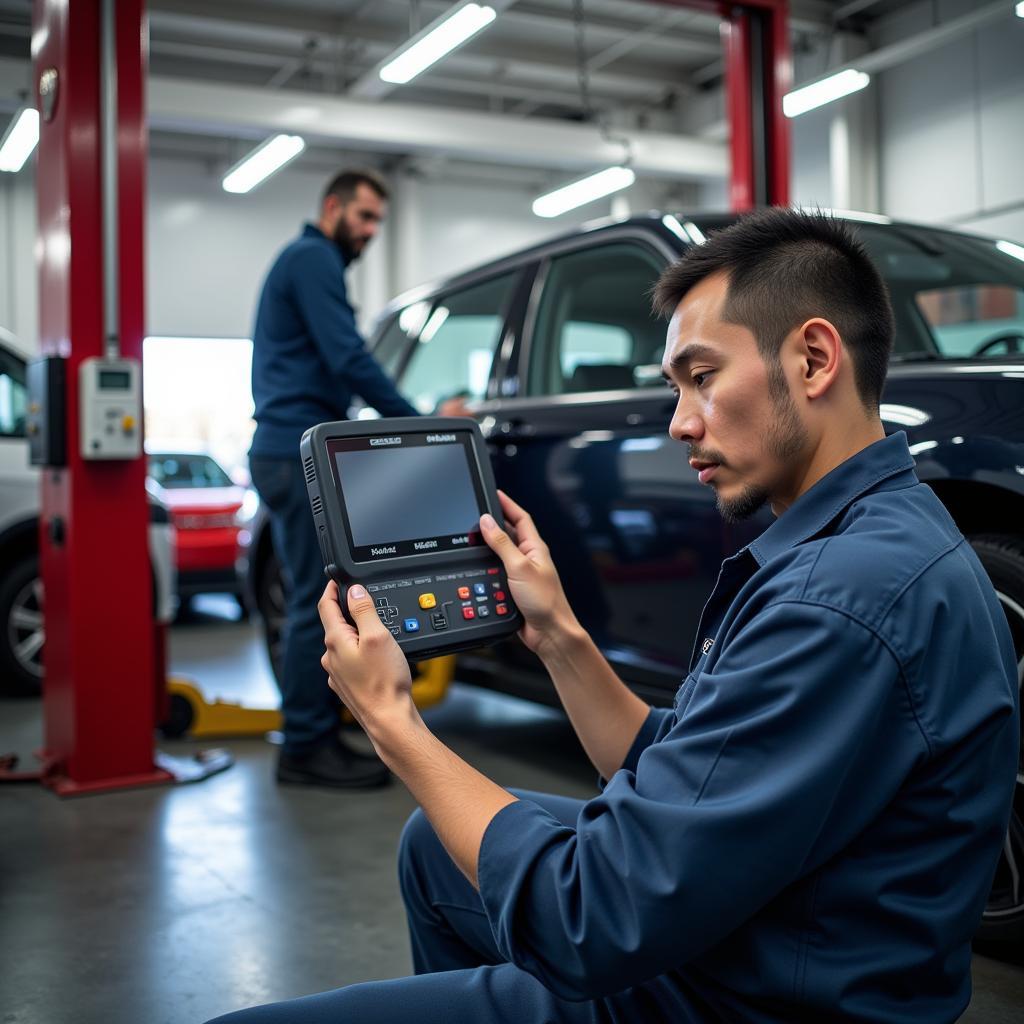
left=0, top=554, right=44, bottom=698
left=970, top=535, right=1024, bottom=947
left=159, top=692, right=195, bottom=739
left=257, top=547, right=287, bottom=683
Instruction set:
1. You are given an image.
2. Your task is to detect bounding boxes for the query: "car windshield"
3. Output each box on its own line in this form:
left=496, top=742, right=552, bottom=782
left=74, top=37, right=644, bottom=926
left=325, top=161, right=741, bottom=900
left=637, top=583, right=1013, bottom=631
left=148, top=453, right=233, bottom=489
left=683, top=217, right=1024, bottom=363
left=841, top=225, right=1024, bottom=361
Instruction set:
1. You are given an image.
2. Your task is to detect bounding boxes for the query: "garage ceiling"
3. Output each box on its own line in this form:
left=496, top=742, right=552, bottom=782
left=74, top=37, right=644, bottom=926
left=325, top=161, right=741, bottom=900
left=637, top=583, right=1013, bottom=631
left=0, top=1, right=936, bottom=182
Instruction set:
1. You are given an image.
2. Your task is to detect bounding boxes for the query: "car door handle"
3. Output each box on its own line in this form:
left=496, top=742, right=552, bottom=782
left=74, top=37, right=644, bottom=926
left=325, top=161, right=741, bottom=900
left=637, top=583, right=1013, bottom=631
left=494, top=419, right=534, bottom=441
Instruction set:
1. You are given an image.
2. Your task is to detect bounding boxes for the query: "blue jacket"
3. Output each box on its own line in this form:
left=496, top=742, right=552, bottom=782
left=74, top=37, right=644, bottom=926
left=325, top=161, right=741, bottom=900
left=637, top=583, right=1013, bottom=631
left=478, top=432, right=1019, bottom=1022
left=250, top=224, right=417, bottom=458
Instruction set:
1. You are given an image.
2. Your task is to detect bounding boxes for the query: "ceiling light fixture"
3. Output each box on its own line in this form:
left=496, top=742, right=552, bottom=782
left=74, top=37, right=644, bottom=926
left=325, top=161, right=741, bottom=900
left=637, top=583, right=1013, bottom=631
left=380, top=3, right=497, bottom=85
left=1017, top=2, right=1024, bottom=17
left=533, top=166, right=636, bottom=219
left=222, top=134, right=305, bottom=194
left=783, top=69, right=871, bottom=118
left=0, top=108, right=40, bottom=172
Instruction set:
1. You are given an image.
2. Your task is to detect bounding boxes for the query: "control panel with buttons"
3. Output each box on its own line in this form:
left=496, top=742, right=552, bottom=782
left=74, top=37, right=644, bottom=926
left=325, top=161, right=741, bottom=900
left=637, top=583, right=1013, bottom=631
left=366, top=566, right=515, bottom=642
left=79, top=357, right=143, bottom=461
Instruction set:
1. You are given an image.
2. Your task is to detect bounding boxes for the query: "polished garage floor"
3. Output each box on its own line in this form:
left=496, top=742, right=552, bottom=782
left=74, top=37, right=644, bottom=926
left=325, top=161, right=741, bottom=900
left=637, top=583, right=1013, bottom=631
left=1, top=598, right=1021, bottom=1024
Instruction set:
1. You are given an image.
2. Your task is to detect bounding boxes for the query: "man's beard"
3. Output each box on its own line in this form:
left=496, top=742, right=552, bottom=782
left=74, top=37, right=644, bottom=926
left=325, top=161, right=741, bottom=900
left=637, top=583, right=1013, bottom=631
left=704, top=367, right=809, bottom=523
left=333, top=219, right=363, bottom=263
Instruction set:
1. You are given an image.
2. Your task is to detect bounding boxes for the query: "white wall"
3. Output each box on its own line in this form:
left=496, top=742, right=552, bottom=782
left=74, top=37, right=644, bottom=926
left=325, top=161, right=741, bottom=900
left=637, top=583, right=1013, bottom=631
left=877, top=0, right=1024, bottom=241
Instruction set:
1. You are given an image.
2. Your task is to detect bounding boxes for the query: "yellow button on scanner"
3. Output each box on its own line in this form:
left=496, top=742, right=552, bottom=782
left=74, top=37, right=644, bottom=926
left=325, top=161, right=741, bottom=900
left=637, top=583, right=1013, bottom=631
left=418, top=593, right=437, bottom=610
left=122, top=415, right=136, bottom=432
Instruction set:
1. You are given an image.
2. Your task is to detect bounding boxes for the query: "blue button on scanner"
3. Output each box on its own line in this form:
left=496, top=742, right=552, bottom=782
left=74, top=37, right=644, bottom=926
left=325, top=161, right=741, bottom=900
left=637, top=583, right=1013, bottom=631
left=403, top=618, right=420, bottom=633
left=473, top=583, right=487, bottom=596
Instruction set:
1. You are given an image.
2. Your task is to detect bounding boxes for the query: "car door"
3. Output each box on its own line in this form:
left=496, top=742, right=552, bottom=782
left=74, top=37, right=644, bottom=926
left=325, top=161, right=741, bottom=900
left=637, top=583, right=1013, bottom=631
left=484, top=233, right=750, bottom=697
left=384, top=268, right=527, bottom=414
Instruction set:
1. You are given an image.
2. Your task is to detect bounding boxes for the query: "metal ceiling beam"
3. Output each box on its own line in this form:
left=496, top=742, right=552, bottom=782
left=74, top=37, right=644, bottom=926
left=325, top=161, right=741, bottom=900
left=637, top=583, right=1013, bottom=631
left=146, top=74, right=726, bottom=180
left=791, top=0, right=1011, bottom=89
left=145, top=0, right=723, bottom=57
left=147, top=33, right=679, bottom=105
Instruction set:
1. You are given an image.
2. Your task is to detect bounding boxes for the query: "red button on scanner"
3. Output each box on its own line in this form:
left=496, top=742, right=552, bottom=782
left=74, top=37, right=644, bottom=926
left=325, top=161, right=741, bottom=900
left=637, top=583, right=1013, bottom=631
left=462, top=607, right=476, bottom=620
left=457, top=586, right=471, bottom=599
left=495, top=604, right=508, bottom=616
left=494, top=591, right=506, bottom=601
left=487, top=567, right=499, bottom=575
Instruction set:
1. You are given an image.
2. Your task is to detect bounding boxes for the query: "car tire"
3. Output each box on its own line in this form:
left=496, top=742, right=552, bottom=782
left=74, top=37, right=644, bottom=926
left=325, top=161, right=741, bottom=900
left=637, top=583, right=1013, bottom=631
left=0, top=553, right=44, bottom=698
left=159, top=692, right=195, bottom=739
left=256, top=547, right=287, bottom=684
left=969, top=535, right=1024, bottom=948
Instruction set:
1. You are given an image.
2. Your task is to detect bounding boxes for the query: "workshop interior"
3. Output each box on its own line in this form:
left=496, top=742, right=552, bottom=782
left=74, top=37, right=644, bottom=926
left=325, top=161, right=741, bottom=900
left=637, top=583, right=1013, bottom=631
left=0, top=2, right=1022, bottom=1022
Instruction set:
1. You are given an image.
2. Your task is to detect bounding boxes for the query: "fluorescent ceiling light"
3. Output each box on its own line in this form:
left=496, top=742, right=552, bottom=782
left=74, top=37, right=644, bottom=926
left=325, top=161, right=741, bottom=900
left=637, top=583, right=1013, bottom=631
left=0, top=108, right=40, bottom=172
left=783, top=69, right=870, bottom=118
left=380, top=3, right=496, bottom=85
left=996, top=240, right=1024, bottom=262
left=222, top=134, right=305, bottom=194
left=1017, top=2, right=1024, bottom=17
left=533, top=167, right=636, bottom=219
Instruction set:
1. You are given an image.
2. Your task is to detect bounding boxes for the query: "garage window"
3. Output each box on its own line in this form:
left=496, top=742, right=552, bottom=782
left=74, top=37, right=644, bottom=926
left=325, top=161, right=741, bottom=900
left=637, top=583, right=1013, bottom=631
left=528, top=242, right=666, bottom=396
left=398, top=272, right=519, bottom=413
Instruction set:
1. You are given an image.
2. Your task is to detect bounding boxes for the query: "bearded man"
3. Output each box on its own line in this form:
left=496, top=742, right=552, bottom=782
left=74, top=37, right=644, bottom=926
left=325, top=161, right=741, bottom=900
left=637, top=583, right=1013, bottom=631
left=249, top=169, right=418, bottom=789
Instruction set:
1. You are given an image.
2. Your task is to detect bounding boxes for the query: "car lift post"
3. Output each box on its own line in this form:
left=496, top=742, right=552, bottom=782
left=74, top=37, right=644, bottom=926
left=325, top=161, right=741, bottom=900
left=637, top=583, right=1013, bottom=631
left=652, top=0, right=792, bottom=209
left=23, top=0, right=229, bottom=793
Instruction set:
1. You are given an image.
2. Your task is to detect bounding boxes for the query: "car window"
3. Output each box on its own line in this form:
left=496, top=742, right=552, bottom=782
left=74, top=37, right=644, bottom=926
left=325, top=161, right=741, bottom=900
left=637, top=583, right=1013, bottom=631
left=148, top=454, right=233, bottom=488
left=527, top=242, right=666, bottom=396
left=399, top=272, right=518, bottom=413
left=0, top=346, right=27, bottom=438
left=916, top=284, right=1024, bottom=357
left=857, top=225, right=1024, bottom=360
left=371, top=302, right=432, bottom=378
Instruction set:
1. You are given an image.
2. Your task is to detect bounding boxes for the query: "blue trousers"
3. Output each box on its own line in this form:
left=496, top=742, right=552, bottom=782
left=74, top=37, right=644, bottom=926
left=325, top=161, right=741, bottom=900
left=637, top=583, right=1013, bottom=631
left=204, top=791, right=707, bottom=1024
left=250, top=455, right=339, bottom=754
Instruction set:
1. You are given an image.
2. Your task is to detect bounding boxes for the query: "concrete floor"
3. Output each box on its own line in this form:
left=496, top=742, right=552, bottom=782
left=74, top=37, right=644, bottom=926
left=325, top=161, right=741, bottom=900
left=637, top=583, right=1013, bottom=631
left=1, top=596, right=1022, bottom=1023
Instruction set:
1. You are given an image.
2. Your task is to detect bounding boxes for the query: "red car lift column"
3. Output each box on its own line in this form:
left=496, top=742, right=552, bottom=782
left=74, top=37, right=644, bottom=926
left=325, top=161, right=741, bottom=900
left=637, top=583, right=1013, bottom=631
left=32, top=0, right=170, bottom=794
left=653, top=0, right=792, bottom=210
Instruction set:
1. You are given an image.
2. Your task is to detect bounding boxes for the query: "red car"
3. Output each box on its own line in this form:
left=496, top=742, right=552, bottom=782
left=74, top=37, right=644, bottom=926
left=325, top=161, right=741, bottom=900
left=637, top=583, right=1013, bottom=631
left=147, top=450, right=252, bottom=607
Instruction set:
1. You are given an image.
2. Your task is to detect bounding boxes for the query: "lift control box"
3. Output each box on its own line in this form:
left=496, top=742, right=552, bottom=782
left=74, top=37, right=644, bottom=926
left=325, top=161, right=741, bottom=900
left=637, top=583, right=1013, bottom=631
left=79, top=357, right=143, bottom=460
left=27, top=355, right=67, bottom=467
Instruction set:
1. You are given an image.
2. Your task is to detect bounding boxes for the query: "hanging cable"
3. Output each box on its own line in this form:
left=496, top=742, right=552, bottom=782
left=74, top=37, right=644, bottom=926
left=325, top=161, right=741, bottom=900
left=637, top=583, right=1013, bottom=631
left=572, top=0, right=633, bottom=166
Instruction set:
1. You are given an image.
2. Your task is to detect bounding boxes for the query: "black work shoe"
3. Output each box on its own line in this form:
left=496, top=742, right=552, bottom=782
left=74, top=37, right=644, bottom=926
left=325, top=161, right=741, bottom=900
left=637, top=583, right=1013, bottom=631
left=276, top=736, right=391, bottom=789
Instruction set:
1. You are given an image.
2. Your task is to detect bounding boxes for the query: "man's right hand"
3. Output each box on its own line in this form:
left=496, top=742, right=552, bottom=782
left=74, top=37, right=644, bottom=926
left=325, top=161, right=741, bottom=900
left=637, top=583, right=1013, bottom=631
left=479, top=491, right=580, bottom=657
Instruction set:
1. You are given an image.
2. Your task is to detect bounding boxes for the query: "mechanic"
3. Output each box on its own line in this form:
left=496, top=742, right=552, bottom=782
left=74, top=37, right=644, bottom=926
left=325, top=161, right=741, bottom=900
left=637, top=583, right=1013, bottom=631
left=213, top=209, right=1019, bottom=1021
left=249, top=169, right=418, bottom=790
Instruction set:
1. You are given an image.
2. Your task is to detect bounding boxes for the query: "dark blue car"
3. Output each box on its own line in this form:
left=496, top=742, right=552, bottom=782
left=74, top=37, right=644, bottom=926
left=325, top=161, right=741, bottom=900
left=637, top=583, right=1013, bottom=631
left=250, top=212, right=1024, bottom=944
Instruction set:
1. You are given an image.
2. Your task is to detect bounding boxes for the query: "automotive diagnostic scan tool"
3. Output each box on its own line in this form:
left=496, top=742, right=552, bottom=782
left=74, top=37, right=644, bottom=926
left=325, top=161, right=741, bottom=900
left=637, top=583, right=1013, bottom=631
left=300, top=417, right=522, bottom=659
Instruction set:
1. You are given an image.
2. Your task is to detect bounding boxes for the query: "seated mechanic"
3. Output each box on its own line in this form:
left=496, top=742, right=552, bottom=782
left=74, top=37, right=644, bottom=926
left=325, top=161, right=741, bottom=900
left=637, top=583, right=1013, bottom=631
left=206, top=209, right=1019, bottom=1024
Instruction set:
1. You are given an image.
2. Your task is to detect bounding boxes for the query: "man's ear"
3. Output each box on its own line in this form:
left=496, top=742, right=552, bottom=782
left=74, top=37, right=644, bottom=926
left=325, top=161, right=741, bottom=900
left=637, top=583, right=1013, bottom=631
left=798, top=318, right=842, bottom=401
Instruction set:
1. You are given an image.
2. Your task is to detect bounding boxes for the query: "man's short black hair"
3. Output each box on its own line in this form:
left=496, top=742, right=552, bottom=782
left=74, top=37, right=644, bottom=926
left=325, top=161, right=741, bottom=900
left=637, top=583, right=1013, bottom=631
left=322, top=168, right=390, bottom=205
left=652, top=208, right=895, bottom=411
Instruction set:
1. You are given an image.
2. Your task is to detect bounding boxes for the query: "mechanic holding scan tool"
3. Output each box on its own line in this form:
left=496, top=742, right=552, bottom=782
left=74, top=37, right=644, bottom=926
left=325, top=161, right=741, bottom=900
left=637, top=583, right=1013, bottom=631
left=249, top=169, right=419, bottom=790
left=213, top=209, right=1019, bottom=1023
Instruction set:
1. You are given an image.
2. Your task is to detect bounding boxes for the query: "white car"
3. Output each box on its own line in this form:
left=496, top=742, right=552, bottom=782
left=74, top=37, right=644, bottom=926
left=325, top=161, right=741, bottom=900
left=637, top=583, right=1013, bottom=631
left=0, top=330, right=175, bottom=696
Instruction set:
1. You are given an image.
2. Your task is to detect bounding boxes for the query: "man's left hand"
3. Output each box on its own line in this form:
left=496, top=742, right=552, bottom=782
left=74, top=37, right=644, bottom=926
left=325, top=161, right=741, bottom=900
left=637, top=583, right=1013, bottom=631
left=318, top=581, right=417, bottom=740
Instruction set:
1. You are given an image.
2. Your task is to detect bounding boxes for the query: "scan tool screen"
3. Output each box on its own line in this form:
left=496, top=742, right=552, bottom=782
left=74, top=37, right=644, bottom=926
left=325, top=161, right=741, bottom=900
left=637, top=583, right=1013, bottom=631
left=328, top=431, right=486, bottom=563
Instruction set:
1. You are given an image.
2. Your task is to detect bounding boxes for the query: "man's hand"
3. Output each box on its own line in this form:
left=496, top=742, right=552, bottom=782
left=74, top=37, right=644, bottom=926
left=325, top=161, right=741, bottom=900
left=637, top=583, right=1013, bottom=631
left=318, top=581, right=418, bottom=741
left=479, top=491, right=581, bottom=656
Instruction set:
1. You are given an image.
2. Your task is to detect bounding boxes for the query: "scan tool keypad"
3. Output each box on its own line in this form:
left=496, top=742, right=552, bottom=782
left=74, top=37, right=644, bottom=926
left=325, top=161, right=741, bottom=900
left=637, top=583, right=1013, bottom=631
left=367, top=566, right=512, bottom=637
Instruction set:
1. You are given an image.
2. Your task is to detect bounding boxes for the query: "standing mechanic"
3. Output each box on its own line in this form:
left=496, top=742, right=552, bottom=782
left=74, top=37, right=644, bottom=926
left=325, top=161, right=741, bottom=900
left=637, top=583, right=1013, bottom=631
left=249, top=169, right=418, bottom=789
left=214, top=210, right=1019, bottom=1021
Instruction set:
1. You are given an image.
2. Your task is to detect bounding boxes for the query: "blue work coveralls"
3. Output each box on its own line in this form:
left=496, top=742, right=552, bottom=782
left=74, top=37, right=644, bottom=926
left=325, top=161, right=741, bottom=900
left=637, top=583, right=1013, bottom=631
left=249, top=224, right=417, bottom=754
left=212, top=432, right=1019, bottom=1022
